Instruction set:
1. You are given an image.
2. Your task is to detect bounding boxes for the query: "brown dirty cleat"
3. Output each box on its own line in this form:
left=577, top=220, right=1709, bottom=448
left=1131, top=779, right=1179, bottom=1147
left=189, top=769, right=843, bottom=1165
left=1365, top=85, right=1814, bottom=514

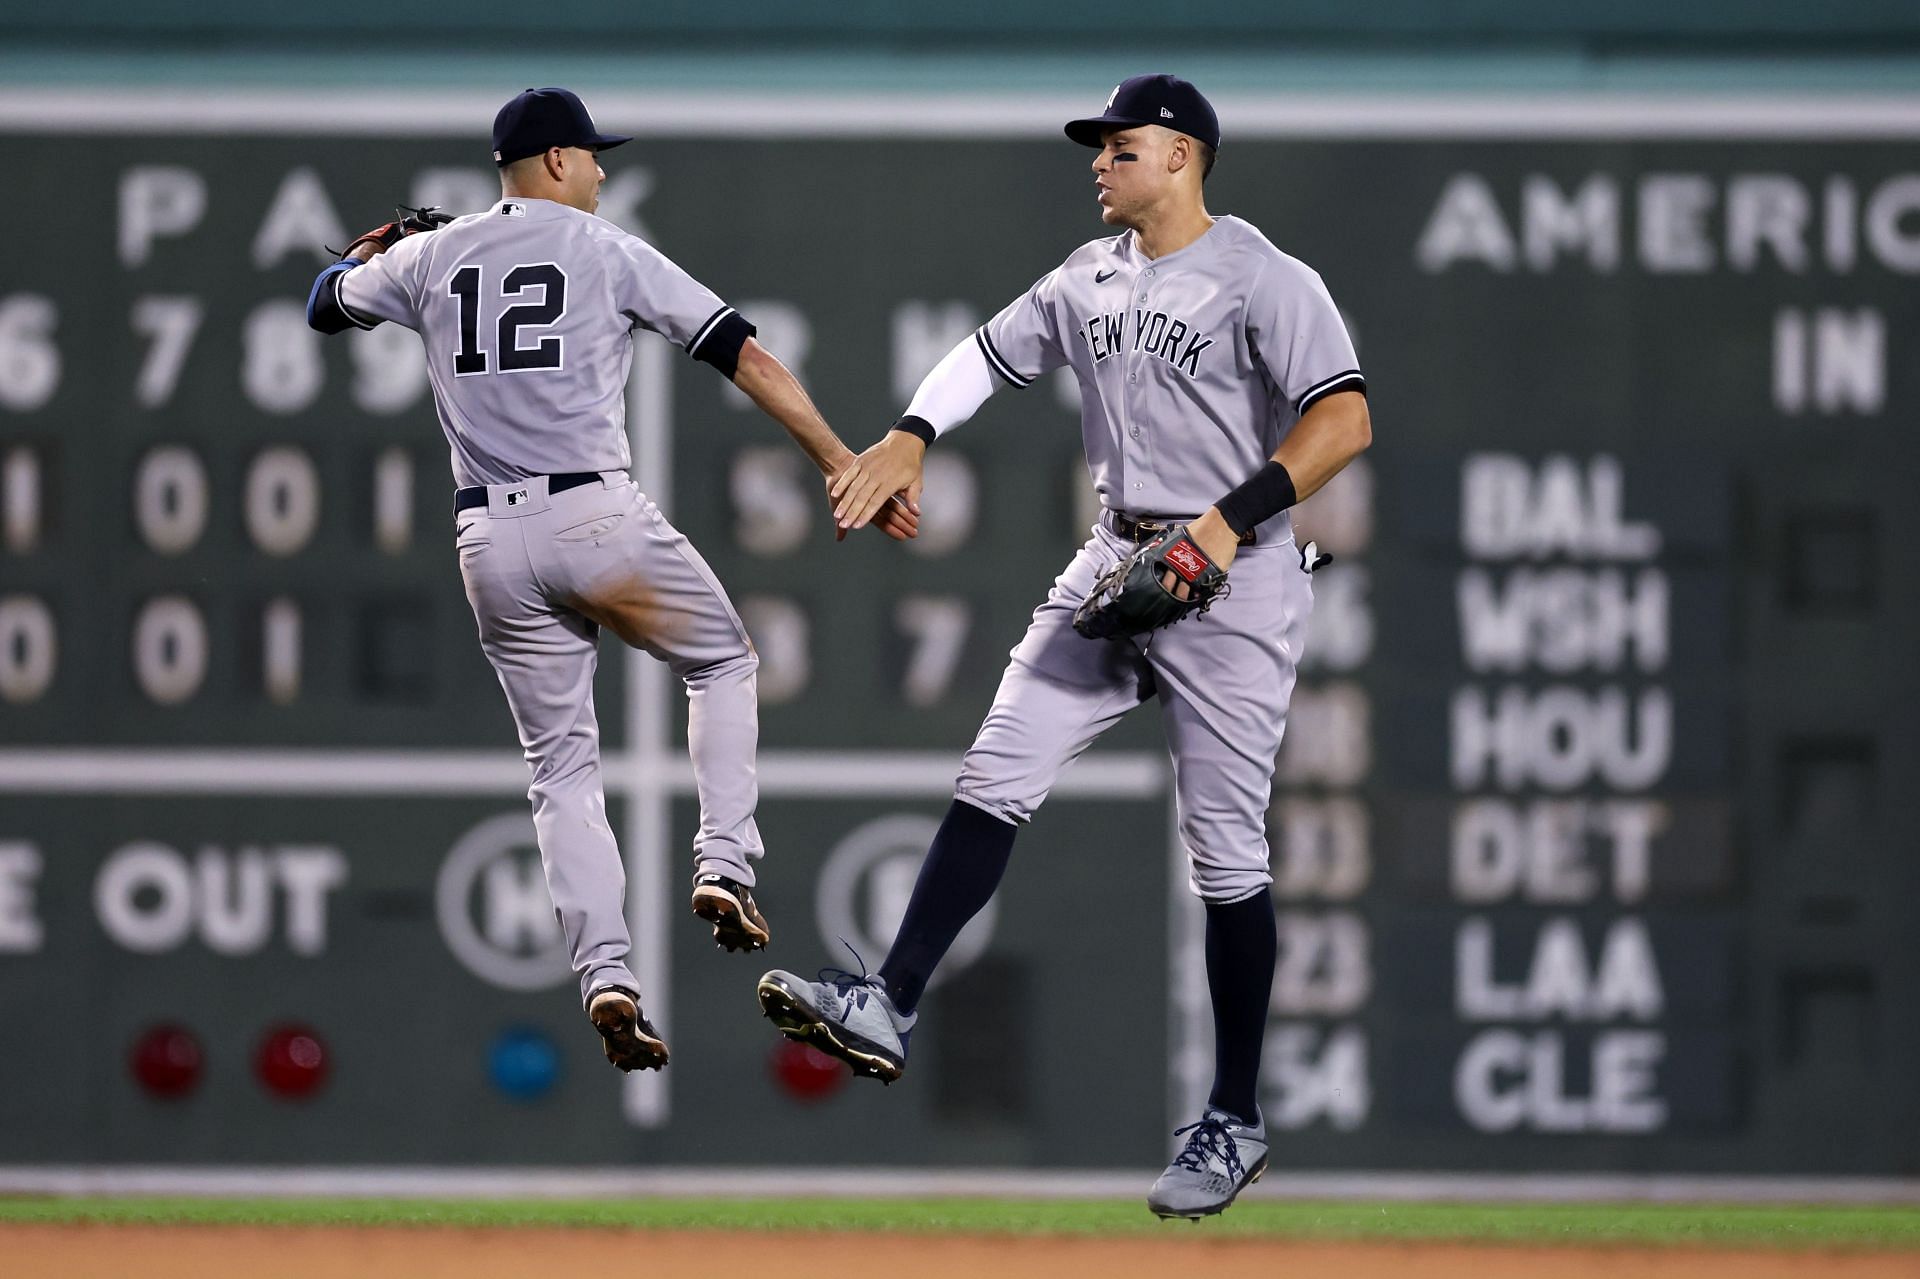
left=587, top=988, right=669, bottom=1072
left=691, top=872, right=771, bottom=953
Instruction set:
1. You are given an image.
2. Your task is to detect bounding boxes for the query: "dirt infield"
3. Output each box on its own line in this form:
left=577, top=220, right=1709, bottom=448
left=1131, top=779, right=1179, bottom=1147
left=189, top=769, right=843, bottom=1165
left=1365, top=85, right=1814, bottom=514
left=9, top=1225, right=1918, bottom=1279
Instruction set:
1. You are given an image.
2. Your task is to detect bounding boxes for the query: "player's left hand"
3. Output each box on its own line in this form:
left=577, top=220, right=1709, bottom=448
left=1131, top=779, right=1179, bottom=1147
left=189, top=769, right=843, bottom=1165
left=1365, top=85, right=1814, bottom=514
left=337, top=205, right=455, bottom=262
left=829, top=432, right=926, bottom=532
left=1072, top=523, right=1231, bottom=640
left=1184, top=508, right=1241, bottom=574
left=1147, top=508, right=1237, bottom=605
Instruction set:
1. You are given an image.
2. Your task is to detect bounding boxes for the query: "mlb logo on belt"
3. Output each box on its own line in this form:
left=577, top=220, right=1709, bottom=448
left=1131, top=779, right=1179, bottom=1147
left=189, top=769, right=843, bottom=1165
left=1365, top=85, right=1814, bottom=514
left=506, top=488, right=530, bottom=507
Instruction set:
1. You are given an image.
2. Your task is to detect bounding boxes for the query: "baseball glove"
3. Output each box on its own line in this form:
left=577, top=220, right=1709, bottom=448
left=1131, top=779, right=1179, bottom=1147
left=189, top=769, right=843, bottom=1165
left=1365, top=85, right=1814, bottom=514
left=331, top=205, right=455, bottom=259
left=1073, top=525, right=1230, bottom=640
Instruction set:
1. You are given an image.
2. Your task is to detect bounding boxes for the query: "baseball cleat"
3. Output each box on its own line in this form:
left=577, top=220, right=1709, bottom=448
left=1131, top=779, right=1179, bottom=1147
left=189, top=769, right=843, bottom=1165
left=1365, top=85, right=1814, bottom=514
left=1146, top=1108, right=1269, bottom=1219
left=691, top=872, right=771, bottom=952
left=587, top=988, right=669, bottom=1073
left=755, top=967, right=914, bottom=1084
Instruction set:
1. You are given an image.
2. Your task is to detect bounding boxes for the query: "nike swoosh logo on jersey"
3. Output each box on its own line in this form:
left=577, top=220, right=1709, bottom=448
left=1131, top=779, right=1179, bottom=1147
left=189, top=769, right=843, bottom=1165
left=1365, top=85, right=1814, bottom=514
left=1095, top=268, right=1117, bottom=283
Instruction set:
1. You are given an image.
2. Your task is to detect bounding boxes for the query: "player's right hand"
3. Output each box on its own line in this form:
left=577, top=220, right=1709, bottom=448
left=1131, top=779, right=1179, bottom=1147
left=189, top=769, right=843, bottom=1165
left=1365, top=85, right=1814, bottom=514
left=825, top=475, right=920, bottom=542
left=866, top=488, right=922, bottom=542
left=829, top=432, right=926, bottom=532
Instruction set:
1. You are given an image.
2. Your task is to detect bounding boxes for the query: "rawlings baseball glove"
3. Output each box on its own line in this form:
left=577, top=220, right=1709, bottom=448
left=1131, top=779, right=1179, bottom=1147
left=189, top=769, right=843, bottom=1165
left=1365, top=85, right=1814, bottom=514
left=1073, top=524, right=1230, bottom=640
left=331, top=205, right=455, bottom=258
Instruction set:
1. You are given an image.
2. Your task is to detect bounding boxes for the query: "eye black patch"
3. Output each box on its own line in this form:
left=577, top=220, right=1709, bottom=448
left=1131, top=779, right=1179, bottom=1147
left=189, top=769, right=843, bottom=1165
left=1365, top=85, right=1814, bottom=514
left=1113, top=152, right=1140, bottom=163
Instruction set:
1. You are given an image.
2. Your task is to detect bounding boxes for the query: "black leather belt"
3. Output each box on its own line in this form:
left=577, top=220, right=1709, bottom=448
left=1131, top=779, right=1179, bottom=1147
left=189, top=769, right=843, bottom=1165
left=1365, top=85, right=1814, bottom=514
left=455, top=471, right=604, bottom=514
left=1107, top=510, right=1256, bottom=547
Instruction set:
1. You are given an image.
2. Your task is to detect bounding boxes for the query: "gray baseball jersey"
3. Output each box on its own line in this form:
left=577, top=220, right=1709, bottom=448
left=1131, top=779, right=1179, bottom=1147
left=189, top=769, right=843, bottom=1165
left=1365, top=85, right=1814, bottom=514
left=976, top=214, right=1363, bottom=540
left=333, top=197, right=744, bottom=488
left=952, top=215, right=1363, bottom=901
left=310, top=198, right=765, bottom=1008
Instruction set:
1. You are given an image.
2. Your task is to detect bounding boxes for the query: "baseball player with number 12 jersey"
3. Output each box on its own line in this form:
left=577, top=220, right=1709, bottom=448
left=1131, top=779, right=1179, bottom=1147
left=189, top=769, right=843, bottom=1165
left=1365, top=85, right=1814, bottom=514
left=757, top=75, right=1372, bottom=1217
left=307, top=87, right=915, bottom=1074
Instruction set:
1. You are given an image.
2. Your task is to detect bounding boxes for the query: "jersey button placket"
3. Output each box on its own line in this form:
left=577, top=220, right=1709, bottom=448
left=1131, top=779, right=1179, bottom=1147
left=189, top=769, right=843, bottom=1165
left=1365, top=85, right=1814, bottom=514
left=1122, top=268, right=1152, bottom=507
left=1129, top=273, right=1148, bottom=385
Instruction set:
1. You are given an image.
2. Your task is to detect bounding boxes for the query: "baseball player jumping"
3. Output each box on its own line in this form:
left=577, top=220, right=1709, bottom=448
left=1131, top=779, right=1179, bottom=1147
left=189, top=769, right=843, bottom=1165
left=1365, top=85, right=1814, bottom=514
left=757, top=75, right=1370, bottom=1217
left=306, top=87, right=916, bottom=1073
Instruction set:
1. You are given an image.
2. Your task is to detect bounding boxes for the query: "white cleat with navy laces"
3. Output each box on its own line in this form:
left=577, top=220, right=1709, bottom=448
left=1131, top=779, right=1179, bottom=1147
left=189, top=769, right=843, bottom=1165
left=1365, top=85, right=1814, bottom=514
left=756, top=965, right=917, bottom=1084
left=1147, top=1107, right=1270, bottom=1219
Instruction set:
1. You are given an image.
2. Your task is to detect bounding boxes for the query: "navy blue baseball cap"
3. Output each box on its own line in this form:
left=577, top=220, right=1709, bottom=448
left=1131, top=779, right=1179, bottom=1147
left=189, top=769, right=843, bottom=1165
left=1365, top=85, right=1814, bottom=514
left=492, top=87, right=632, bottom=166
left=1065, top=74, right=1220, bottom=152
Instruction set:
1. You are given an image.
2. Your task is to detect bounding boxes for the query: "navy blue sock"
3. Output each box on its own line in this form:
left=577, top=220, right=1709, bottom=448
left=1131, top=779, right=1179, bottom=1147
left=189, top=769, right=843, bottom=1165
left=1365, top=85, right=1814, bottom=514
left=877, top=799, right=1018, bottom=1015
left=1204, top=891, right=1278, bottom=1127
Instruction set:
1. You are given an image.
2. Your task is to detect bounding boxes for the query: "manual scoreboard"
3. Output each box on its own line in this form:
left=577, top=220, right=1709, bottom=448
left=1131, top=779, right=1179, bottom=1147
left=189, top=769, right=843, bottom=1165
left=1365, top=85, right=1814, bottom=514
left=0, top=109, right=1914, bottom=1172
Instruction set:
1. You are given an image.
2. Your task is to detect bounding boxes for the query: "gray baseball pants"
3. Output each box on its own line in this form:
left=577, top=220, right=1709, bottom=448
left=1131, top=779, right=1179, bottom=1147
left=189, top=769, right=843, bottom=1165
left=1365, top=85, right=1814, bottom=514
left=455, top=472, right=762, bottom=1007
left=955, top=522, right=1313, bottom=902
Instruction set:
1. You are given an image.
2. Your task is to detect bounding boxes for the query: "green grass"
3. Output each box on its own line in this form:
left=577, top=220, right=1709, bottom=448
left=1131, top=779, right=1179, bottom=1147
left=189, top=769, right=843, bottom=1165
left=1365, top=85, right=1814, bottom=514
left=2, top=1197, right=1918, bottom=1249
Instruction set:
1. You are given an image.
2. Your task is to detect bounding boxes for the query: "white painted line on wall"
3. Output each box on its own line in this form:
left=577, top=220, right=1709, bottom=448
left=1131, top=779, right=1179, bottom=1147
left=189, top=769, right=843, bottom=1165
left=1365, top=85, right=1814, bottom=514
left=0, top=749, right=1162, bottom=797
left=751, top=751, right=1166, bottom=795
left=0, top=1165, right=1915, bottom=1204
left=1165, top=793, right=1208, bottom=1147
left=622, top=327, right=675, bottom=1129
left=0, top=749, right=535, bottom=795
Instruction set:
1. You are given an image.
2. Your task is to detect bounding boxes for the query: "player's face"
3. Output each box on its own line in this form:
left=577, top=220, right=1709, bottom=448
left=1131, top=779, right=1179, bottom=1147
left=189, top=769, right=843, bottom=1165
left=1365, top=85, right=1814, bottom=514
left=564, top=146, right=607, bottom=214
left=1091, top=127, right=1173, bottom=227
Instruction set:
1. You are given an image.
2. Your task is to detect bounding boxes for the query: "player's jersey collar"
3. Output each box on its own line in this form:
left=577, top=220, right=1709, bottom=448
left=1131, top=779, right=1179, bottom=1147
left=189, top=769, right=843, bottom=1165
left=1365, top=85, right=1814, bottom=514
left=489, top=196, right=587, bottom=221
left=1115, top=215, right=1232, bottom=269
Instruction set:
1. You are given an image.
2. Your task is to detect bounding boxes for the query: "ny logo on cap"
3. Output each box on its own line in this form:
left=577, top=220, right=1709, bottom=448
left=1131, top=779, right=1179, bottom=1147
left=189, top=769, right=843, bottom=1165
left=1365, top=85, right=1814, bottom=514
left=1106, top=85, right=1120, bottom=109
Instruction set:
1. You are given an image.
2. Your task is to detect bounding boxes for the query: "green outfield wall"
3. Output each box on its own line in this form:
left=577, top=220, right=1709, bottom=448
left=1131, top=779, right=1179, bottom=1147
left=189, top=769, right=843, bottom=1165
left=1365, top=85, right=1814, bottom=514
left=0, top=96, right=1914, bottom=1173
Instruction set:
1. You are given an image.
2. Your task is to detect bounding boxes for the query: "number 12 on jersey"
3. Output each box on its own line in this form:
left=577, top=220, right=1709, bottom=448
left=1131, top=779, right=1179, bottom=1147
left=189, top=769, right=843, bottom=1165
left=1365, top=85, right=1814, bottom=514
left=450, top=263, right=569, bottom=376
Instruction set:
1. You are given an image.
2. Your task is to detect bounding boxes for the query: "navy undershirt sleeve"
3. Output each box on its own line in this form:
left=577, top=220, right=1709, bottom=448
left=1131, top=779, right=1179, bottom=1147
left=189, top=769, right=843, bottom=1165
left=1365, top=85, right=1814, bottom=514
left=306, top=259, right=367, bottom=335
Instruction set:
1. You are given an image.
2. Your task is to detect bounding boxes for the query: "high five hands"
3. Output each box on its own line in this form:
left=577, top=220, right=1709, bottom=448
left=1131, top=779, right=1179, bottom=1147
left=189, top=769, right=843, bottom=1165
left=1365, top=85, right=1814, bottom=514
left=828, top=431, right=926, bottom=542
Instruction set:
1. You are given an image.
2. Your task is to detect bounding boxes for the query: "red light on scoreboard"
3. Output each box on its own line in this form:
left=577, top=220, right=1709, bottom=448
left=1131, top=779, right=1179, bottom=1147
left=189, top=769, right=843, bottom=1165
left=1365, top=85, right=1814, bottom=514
left=768, top=1036, right=846, bottom=1103
left=129, top=1024, right=205, bottom=1099
left=255, top=1023, right=329, bottom=1099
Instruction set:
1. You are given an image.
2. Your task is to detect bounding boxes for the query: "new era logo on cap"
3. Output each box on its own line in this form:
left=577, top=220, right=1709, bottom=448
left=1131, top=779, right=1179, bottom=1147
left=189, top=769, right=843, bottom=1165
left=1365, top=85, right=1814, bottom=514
left=1160, top=107, right=1174, bottom=118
